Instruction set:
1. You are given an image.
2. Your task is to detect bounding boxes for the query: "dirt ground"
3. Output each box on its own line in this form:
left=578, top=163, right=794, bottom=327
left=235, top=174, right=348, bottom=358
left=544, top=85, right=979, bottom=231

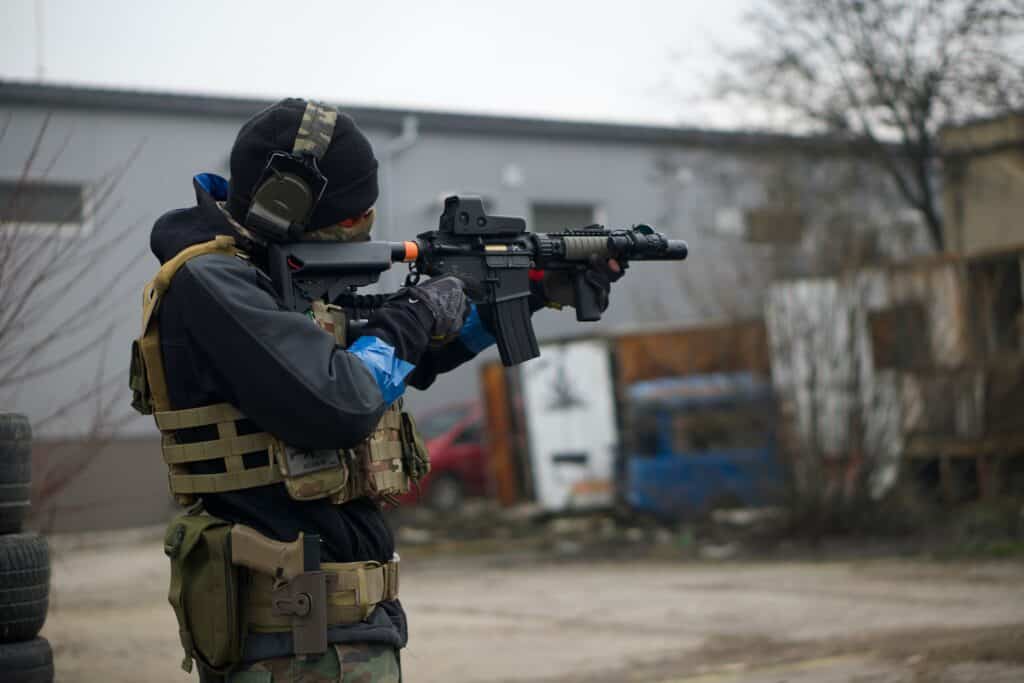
left=42, top=528, right=1024, bottom=683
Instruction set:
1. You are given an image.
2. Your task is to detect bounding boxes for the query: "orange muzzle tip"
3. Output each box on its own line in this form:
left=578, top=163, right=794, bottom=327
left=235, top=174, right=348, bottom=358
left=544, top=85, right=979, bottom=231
left=403, top=241, right=419, bottom=262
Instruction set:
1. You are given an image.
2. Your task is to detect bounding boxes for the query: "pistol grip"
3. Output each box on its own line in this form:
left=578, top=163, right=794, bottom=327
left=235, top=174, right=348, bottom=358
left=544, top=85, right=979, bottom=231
left=572, top=271, right=603, bottom=322
left=230, top=524, right=307, bottom=581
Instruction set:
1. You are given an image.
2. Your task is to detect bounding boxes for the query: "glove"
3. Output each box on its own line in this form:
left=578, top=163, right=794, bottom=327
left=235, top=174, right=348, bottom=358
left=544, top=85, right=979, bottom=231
left=535, top=257, right=624, bottom=313
left=403, top=275, right=472, bottom=344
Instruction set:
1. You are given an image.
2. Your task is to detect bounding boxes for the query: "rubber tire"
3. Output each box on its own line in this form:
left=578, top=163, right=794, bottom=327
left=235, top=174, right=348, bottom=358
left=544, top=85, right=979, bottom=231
left=427, top=473, right=465, bottom=513
left=0, top=534, right=49, bottom=643
left=0, top=414, right=32, bottom=535
left=0, top=638, right=54, bottom=683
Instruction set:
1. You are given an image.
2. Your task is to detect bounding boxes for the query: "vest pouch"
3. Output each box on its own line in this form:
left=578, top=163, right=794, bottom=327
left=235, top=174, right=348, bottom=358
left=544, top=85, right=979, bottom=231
left=164, top=512, right=244, bottom=673
left=270, top=439, right=349, bottom=502
left=129, top=339, right=153, bottom=415
left=400, top=411, right=431, bottom=483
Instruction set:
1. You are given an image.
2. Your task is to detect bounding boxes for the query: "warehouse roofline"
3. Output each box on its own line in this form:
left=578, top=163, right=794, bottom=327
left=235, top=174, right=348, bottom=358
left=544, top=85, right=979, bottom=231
left=1, top=80, right=845, bottom=152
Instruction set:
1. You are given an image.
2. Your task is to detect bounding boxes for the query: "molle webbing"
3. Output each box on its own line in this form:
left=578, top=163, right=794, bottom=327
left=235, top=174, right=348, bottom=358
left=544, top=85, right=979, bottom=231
left=138, top=235, right=242, bottom=413
left=159, top=402, right=281, bottom=497
left=358, top=408, right=408, bottom=498
left=134, top=235, right=425, bottom=504
left=133, top=235, right=283, bottom=499
left=155, top=403, right=245, bottom=430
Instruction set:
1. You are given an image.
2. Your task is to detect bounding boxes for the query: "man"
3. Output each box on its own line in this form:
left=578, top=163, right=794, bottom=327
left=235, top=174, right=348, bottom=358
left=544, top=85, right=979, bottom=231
left=131, top=98, right=621, bottom=682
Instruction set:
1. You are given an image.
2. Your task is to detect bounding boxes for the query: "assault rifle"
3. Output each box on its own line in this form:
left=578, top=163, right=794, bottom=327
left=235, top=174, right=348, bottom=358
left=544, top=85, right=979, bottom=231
left=268, top=195, right=688, bottom=366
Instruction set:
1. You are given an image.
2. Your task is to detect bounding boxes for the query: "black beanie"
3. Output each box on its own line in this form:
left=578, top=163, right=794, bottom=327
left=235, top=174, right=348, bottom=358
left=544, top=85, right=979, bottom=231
left=226, top=98, right=379, bottom=231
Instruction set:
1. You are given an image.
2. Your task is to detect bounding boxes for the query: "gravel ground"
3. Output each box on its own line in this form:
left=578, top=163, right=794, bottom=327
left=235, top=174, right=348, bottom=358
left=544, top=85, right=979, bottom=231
left=40, top=529, right=1024, bottom=683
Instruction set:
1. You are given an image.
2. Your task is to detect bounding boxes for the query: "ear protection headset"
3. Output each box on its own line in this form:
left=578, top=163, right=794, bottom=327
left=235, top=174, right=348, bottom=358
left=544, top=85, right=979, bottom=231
left=245, top=101, right=337, bottom=242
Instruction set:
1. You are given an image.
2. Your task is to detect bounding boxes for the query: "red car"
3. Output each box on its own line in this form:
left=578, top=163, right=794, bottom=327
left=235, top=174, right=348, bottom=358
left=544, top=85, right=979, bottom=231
left=397, top=402, right=488, bottom=510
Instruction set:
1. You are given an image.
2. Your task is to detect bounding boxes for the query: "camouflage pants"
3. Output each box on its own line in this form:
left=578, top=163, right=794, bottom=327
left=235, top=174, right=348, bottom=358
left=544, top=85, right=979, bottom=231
left=226, top=644, right=400, bottom=683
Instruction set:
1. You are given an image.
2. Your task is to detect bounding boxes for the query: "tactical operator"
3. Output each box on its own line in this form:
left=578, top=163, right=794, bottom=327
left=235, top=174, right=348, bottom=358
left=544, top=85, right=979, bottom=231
left=131, top=98, right=622, bottom=682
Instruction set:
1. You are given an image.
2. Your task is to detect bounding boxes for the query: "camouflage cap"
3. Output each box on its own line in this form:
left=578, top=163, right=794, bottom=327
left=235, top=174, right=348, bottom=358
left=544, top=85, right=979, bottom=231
left=227, top=98, right=379, bottom=232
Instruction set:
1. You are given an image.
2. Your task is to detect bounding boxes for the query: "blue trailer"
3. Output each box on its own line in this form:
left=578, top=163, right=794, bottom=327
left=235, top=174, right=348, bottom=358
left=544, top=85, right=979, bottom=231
left=623, top=373, right=785, bottom=519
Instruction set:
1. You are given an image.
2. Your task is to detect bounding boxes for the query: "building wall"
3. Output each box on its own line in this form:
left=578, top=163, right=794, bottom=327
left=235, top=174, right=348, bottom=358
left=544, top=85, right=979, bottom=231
left=0, top=93, right=734, bottom=529
left=942, top=113, right=1024, bottom=256
left=766, top=250, right=1024, bottom=502
left=0, top=87, right=913, bottom=529
left=0, top=99, right=742, bottom=444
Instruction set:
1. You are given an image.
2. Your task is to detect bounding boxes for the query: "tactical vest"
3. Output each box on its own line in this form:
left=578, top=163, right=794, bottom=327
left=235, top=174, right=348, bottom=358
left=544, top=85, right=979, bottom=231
left=129, top=236, right=430, bottom=506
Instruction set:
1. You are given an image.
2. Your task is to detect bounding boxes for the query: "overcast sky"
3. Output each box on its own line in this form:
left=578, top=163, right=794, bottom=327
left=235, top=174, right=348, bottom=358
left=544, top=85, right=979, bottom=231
left=0, top=0, right=754, bottom=127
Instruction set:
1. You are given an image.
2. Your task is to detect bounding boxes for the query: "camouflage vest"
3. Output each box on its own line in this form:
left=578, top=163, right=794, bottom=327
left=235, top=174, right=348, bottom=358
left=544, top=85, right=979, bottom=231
left=129, top=236, right=430, bottom=506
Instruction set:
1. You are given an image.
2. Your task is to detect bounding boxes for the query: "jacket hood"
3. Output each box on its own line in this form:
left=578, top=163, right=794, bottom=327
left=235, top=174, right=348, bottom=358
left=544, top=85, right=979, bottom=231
left=150, top=174, right=234, bottom=264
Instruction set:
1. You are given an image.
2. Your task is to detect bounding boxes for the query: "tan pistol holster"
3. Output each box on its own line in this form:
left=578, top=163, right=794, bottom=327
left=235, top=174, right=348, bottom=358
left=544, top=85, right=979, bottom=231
left=165, top=510, right=400, bottom=672
left=129, top=236, right=431, bottom=507
left=230, top=524, right=399, bottom=655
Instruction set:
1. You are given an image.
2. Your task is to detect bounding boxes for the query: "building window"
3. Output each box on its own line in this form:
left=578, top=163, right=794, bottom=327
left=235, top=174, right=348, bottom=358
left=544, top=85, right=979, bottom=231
left=744, top=207, right=805, bottom=244
left=531, top=203, right=596, bottom=232
left=0, top=180, right=86, bottom=229
left=868, top=303, right=932, bottom=370
left=713, top=206, right=805, bottom=244
left=672, top=408, right=773, bottom=454
left=969, top=256, right=1023, bottom=356
left=627, top=414, right=662, bottom=457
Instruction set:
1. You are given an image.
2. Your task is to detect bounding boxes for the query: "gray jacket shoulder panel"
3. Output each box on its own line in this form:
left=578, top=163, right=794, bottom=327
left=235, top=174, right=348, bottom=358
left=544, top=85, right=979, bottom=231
left=173, top=253, right=386, bottom=449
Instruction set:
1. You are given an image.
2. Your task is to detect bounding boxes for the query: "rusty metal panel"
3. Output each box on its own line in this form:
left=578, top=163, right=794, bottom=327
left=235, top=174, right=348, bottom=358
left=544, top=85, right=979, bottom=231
left=480, top=361, right=522, bottom=505
left=614, top=320, right=770, bottom=387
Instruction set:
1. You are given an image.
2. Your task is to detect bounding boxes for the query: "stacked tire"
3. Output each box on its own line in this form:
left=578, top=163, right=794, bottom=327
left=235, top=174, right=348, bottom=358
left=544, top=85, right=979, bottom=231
left=0, top=414, right=53, bottom=683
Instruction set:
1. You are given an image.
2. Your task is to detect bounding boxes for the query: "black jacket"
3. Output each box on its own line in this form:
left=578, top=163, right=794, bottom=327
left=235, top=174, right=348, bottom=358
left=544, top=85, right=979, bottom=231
left=151, top=175, right=490, bottom=657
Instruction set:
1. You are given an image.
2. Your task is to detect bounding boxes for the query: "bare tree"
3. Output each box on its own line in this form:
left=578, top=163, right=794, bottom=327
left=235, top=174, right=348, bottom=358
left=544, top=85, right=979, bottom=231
left=653, top=145, right=929, bottom=326
left=0, top=113, right=145, bottom=523
left=716, top=0, right=1024, bottom=251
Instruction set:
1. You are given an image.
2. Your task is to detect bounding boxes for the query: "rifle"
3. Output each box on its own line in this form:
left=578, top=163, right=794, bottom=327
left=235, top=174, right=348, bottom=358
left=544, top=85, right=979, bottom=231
left=268, top=195, right=688, bottom=366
